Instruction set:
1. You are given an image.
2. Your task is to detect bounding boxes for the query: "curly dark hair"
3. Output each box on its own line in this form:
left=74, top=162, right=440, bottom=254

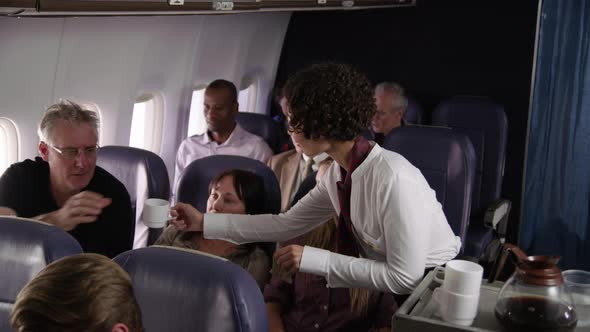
left=283, top=63, right=375, bottom=141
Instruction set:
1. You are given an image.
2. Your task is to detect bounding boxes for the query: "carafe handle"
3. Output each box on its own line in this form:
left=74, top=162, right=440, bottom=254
left=487, top=243, right=528, bottom=283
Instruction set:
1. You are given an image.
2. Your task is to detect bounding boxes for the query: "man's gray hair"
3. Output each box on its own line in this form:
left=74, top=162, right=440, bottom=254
left=375, top=82, right=409, bottom=110
left=38, top=100, right=99, bottom=144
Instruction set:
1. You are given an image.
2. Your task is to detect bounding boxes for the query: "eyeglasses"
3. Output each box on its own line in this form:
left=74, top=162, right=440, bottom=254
left=47, top=143, right=99, bottom=160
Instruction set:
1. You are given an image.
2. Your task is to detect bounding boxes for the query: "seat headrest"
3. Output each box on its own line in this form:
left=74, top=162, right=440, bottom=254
left=432, top=95, right=508, bottom=210
left=114, top=246, right=269, bottom=332
left=0, top=217, right=82, bottom=329
left=97, top=145, right=170, bottom=247
left=177, top=155, right=281, bottom=214
left=383, top=126, right=476, bottom=245
left=405, top=96, right=425, bottom=125
left=236, top=113, right=280, bottom=152
left=97, top=145, right=170, bottom=203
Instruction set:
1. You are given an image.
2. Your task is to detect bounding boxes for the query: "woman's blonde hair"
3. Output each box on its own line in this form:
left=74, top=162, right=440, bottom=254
left=303, top=219, right=370, bottom=316
left=10, top=253, right=143, bottom=332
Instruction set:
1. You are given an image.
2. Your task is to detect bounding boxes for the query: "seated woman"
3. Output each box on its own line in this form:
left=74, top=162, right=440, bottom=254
left=155, top=169, right=270, bottom=289
left=265, top=160, right=394, bottom=332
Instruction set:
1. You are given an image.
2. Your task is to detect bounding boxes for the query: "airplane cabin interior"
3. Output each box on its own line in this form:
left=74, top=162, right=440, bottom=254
left=1, top=0, right=590, bottom=331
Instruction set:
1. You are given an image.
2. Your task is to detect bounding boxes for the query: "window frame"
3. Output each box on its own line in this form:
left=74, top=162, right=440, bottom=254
left=129, top=92, right=164, bottom=153
left=239, top=75, right=259, bottom=113
left=0, top=117, right=20, bottom=176
left=187, top=85, right=208, bottom=137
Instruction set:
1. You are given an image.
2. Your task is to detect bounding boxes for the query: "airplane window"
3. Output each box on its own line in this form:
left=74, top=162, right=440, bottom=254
left=80, top=102, right=103, bottom=144
left=0, top=118, right=20, bottom=176
left=238, top=80, right=258, bottom=113
left=187, top=87, right=206, bottom=137
left=129, top=93, right=164, bottom=153
left=238, top=86, right=251, bottom=112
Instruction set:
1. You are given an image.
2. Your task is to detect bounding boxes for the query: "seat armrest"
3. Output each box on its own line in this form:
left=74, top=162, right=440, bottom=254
left=484, top=199, right=511, bottom=238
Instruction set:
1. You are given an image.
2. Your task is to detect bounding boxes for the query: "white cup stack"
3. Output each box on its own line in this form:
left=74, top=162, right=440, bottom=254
left=432, top=260, right=484, bottom=326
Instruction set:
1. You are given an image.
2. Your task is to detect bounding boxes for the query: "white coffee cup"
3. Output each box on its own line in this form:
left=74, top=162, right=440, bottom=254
left=433, top=260, right=483, bottom=296
left=433, top=287, right=480, bottom=326
left=141, top=198, right=171, bottom=228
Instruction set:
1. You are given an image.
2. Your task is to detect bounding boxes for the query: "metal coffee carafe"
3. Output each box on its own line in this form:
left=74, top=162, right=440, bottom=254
left=488, top=243, right=577, bottom=331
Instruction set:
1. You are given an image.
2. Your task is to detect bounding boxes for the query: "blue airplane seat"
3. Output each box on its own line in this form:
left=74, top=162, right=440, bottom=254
left=236, top=112, right=282, bottom=153
left=97, top=145, right=170, bottom=247
left=404, top=95, right=425, bottom=125
left=114, top=246, right=269, bottom=332
left=177, top=154, right=280, bottom=259
left=382, top=126, right=476, bottom=248
left=0, top=217, right=82, bottom=330
left=177, top=155, right=280, bottom=214
left=432, top=96, right=510, bottom=262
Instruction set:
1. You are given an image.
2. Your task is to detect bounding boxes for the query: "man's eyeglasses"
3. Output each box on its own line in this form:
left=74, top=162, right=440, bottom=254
left=47, top=144, right=99, bottom=160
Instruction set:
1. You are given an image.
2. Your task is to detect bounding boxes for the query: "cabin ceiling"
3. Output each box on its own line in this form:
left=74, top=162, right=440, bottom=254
left=0, top=0, right=415, bottom=16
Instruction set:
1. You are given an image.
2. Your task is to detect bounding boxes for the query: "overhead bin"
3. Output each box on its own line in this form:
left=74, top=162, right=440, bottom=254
left=260, top=0, right=414, bottom=10
left=0, top=0, right=35, bottom=16
left=0, top=0, right=415, bottom=16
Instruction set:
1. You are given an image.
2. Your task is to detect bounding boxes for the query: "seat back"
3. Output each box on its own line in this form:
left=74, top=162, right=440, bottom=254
left=97, top=146, right=170, bottom=248
left=404, top=96, right=425, bottom=125
left=432, top=96, right=508, bottom=214
left=0, top=217, right=83, bottom=330
left=431, top=96, right=508, bottom=260
left=177, top=155, right=280, bottom=214
left=236, top=112, right=281, bottom=153
left=382, top=126, right=476, bottom=245
left=114, top=246, right=269, bottom=332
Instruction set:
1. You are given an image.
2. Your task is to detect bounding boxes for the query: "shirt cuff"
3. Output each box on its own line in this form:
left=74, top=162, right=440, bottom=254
left=299, top=246, right=330, bottom=278
left=203, top=213, right=228, bottom=239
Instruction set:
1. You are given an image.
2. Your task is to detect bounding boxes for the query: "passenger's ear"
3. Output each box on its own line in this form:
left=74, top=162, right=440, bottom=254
left=38, top=142, right=49, bottom=161
left=111, top=323, right=129, bottom=332
left=232, top=102, right=239, bottom=114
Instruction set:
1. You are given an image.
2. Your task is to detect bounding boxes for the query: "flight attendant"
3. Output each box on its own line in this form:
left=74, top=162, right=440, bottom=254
left=172, top=63, right=460, bottom=301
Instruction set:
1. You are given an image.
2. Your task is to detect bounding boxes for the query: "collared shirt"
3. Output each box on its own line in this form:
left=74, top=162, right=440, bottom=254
left=172, top=124, right=273, bottom=198
left=205, top=144, right=461, bottom=294
left=290, top=152, right=329, bottom=204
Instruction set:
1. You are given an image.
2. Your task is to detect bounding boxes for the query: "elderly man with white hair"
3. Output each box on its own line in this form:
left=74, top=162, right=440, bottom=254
left=369, top=82, right=409, bottom=145
left=0, top=100, right=133, bottom=258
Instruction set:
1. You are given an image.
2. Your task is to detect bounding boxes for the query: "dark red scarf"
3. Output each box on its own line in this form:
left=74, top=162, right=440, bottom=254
left=336, top=136, right=373, bottom=257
